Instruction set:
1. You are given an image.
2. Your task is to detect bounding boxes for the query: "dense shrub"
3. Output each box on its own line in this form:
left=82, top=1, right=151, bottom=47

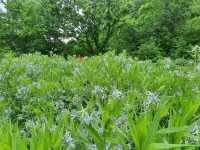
left=0, top=52, right=200, bottom=149
left=136, top=39, right=163, bottom=61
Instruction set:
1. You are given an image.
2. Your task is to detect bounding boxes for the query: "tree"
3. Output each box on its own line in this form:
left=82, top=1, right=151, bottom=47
left=131, top=0, right=192, bottom=57
left=0, top=0, right=76, bottom=54
left=1, top=0, right=200, bottom=59
left=69, top=0, right=130, bottom=55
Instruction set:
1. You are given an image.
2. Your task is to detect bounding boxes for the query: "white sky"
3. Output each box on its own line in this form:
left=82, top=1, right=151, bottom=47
left=0, top=2, right=6, bottom=13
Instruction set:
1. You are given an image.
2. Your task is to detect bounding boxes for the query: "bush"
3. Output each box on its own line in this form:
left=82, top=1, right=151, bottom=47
left=136, top=39, right=163, bottom=61
left=172, top=38, right=192, bottom=59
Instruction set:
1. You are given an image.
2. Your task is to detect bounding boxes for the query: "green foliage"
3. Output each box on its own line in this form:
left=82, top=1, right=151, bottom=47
left=0, top=53, right=200, bottom=149
left=129, top=0, right=193, bottom=57
left=0, top=0, right=75, bottom=54
left=109, top=23, right=139, bottom=53
left=1, top=0, right=200, bottom=59
left=136, top=39, right=162, bottom=61
left=172, top=38, right=192, bottom=59
left=68, top=0, right=130, bottom=55
left=109, top=0, right=200, bottom=59
left=180, top=0, right=200, bottom=47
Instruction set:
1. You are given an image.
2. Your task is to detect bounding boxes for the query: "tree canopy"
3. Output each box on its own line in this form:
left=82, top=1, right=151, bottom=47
left=0, top=0, right=200, bottom=59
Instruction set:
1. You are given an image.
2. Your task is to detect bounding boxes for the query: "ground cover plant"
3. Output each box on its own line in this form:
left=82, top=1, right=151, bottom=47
left=0, top=52, right=200, bottom=149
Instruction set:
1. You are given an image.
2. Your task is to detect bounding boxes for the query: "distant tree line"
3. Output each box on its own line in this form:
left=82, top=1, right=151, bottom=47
left=0, top=0, right=200, bottom=59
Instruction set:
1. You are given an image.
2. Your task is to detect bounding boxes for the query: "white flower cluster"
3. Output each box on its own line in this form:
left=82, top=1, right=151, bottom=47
left=88, top=144, right=98, bottom=150
left=181, top=137, right=198, bottom=144
left=63, top=130, right=74, bottom=150
left=72, top=66, right=81, bottom=76
left=104, top=142, right=111, bottom=150
left=25, top=120, right=35, bottom=129
left=72, top=95, right=81, bottom=105
left=112, top=144, right=123, bottom=150
left=98, top=127, right=104, bottom=135
left=112, top=89, right=123, bottom=99
left=92, top=85, right=104, bottom=95
left=92, top=85, right=107, bottom=100
left=191, top=122, right=200, bottom=136
left=180, top=122, right=200, bottom=144
left=16, top=86, right=29, bottom=99
left=49, top=125, right=57, bottom=133
left=24, top=62, right=41, bottom=76
left=4, top=107, right=12, bottom=117
left=143, top=91, right=160, bottom=111
left=54, top=100, right=65, bottom=110
left=115, top=113, right=128, bottom=129
left=81, top=111, right=92, bottom=125
left=70, top=109, right=78, bottom=120
left=164, top=58, right=172, bottom=70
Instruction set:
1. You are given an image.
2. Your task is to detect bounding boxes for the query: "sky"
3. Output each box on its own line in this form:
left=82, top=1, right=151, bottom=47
left=0, top=2, right=6, bottom=13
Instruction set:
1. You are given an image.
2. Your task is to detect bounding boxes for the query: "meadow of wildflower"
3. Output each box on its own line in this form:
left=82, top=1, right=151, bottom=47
left=0, top=52, right=200, bottom=149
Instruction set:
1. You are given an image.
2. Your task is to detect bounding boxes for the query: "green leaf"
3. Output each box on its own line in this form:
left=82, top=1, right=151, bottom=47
left=158, top=126, right=189, bottom=134
left=85, top=125, right=104, bottom=149
left=150, top=143, right=200, bottom=149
